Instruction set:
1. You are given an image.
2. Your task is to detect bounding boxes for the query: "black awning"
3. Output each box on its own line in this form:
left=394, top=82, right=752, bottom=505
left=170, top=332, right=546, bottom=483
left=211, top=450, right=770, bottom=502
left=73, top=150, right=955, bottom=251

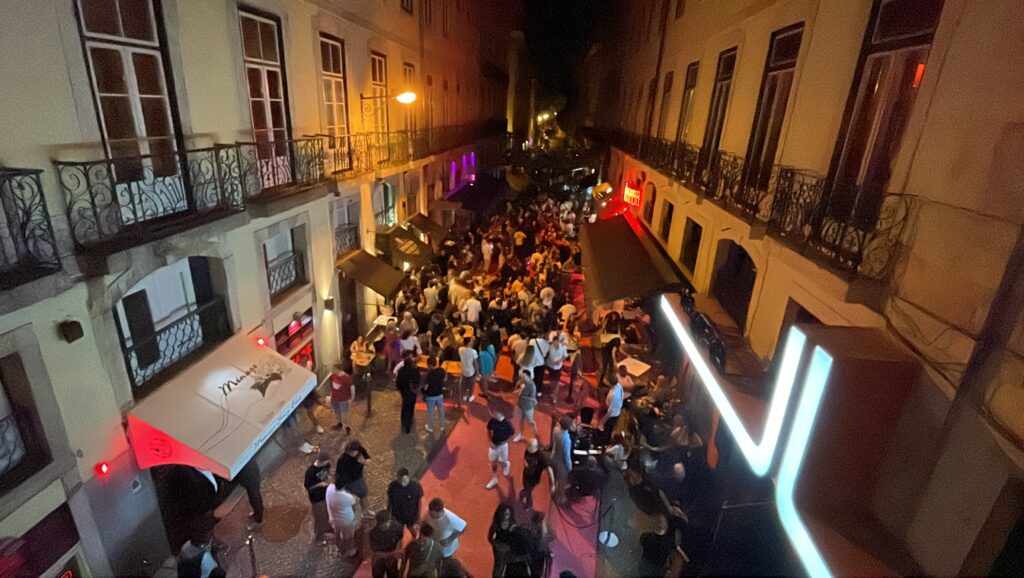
left=579, top=214, right=686, bottom=306
left=336, top=250, right=405, bottom=297
left=407, top=213, right=449, bottom=248
left=391, top=226, right=434, bottom=270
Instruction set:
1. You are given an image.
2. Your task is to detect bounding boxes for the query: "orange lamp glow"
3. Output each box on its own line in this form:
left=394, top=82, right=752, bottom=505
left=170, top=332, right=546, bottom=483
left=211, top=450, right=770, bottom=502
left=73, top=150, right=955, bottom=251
left=912, top=63, right=926, bottom=88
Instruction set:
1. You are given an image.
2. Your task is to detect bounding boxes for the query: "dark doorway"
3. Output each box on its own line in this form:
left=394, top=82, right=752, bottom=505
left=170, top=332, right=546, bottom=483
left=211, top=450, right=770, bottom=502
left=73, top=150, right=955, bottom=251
left=711, top=241, right=756, bottom=330
left=339, top=273, right=359, bottom=354
left=122, top=291, right=159, bottom=367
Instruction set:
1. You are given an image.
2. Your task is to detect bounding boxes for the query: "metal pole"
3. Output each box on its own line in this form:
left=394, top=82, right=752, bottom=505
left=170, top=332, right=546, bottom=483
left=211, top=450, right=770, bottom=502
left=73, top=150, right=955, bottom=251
left=245, top=533, right=258, bottom=578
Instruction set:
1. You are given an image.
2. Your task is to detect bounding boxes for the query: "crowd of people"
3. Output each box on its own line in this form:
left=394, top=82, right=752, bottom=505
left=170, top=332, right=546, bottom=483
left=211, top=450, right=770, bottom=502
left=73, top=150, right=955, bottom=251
left=179, top=175, right=716, bottom=578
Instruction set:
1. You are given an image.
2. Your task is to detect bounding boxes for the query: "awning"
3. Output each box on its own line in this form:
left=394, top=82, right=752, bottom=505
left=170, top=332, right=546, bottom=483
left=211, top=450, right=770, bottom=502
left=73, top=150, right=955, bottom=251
left=408, top=213, right=449, bottom=249
left=337, top=249, right=405, bottom=297
left=578, top=213, right=686, bottom=306
left=391, top=225, right=434, bottom=270
left=127, top=332, right=316, bottom=480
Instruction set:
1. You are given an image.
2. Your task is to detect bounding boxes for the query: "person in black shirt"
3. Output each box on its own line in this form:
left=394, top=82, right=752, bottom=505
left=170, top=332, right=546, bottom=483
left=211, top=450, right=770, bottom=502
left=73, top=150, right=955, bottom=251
left=336, top=440, right=371, bottom=512
left=422, top=356, right=447, bottom=434
left=520, top=438, right=554, bottom=508
left=369, top=509, right=405, bottom=578
left=387, top=467, right=423, bottom=533
left=396, top=352, right=421, bottom=434
left=485, top=408, right=515, bottom=490
left=303, top=452, right=332, bottom=544
left=488, top=503, right=516, bottom=578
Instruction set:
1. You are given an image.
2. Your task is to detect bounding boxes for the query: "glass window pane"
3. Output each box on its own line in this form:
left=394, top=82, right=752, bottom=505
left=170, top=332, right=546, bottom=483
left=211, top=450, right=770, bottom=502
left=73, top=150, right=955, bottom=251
left=320, top=41, right=332, bottom=73
left=326, top=103, right=335, bottom=127
left=110, top=139, right=143, bottom=181
left=81, top=0, right=121, bottom=36
left=266, top=69, right=282, bottom=99
left=140, top=97, right=171, bottom=137
left=333, top=47, right=342, bottom=75
left=323, top=78, right=333, bottom=103
left=251, top=100, right=268, bottom=130
left=770, top=29, right=803, bottom=68
left=100, top=95, right=138, bottom=139
left=132, top=52, right=164, bottom=96
left=119, top=0, right=154, bottom=41
left=875, top=0, right=943, bottom=44
left=260, top=21, right=279, bottom=63
left=147, top=137, right=177, bottom=178
left=240, top=16, right=262, bottom=60
left=270, top=102, right=285, bottom=129
left=246, top=67, right=264, bottom=99
left=90, top=47, right=128, bottom=94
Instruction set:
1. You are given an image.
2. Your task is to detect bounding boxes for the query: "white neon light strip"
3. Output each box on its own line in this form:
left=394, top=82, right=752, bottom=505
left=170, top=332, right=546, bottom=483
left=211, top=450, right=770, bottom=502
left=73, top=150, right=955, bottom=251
left=659, top=295, right=834, bottom=578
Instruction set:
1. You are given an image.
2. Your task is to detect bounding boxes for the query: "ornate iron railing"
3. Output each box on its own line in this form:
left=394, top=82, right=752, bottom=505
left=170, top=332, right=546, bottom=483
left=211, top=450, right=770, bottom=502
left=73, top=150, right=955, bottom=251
left=0, top=168, right=61, bottom=289
left=56, top=145, right=245, bottom=250
left=119, top=297, right=231, bottom=392
left=237, top=137, right=326, bottom=195
left=335, top=223, right=360, bottom=254
left=267, top=251, right=305, bottom=299
left=375, top=207, right=398, bottom=229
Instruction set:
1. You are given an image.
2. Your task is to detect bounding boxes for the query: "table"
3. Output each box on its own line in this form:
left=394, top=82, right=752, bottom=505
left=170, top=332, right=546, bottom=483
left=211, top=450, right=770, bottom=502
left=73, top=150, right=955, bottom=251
left=351, top=352, right=375, bottom=368
left=460, top=325, right=475, bottom=339
left=619, top=355, right=652, bottom=378
left=415, top=355, right=461, bottom=376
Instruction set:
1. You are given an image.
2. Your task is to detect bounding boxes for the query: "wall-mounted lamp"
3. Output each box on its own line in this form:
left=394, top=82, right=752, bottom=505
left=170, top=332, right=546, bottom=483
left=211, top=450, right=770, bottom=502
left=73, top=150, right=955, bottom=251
left=360, top=91, right=417, bottom=116
left=58, top=320, right=84, bottom=343
left=324, top=297, right=336, bottom=311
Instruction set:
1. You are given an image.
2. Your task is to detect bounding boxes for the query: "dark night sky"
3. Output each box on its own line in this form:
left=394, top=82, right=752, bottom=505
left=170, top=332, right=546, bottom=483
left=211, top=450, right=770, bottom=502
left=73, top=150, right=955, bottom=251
left=522, top=0, right=612, bottom=111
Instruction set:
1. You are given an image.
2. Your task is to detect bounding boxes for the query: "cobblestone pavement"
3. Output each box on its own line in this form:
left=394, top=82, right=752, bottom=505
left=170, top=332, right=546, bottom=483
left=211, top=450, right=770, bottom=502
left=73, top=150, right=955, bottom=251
left=215, top=387, right=463, bottom=578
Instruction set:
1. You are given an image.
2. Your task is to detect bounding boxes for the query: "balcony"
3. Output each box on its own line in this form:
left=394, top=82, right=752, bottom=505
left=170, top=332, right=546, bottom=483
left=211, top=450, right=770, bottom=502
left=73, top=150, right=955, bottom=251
left=334, top=223, right=360, bottom=255
left=319, top=124, right=490, bottom=179
left=600, top=130, right=912, bottom=281
left=266, top=251, right=306, bottom=301
left=56, top=145, right=245, bottom=255
left=238, top=137, right=327, bottom=201
left=118, top=296, right=231, bottom=397
left=375, top=207, right=398, bottom=229
left=0, top=168, right=61, bottom=290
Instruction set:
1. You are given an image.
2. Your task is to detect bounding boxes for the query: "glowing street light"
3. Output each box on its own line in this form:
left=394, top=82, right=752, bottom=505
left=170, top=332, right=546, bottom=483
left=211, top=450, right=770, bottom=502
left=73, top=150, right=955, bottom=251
left=396, top=91, right=417, bottom=104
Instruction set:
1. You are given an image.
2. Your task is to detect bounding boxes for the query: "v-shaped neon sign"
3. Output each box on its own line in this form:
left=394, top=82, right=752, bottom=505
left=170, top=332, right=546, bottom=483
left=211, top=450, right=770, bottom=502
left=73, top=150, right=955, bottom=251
left=660, top=296, right=834, bottom=578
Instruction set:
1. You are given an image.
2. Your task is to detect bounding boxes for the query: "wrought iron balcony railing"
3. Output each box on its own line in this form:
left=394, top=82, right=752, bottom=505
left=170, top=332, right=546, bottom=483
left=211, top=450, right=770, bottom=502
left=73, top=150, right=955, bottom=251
left=237, top=137, right=326, bottom=196
left=0, top=168, right=61, bottom=289
left=375, top=207, right=398, bottom=229
left=118, top=296, right=231, bottom=395
left=267, top=251, right=305, bottom=300
left=56, top=145, right=245, bottom=251
left=334, top=223, right=360, bottom=255
left=598, top=130, right=913, bottom=281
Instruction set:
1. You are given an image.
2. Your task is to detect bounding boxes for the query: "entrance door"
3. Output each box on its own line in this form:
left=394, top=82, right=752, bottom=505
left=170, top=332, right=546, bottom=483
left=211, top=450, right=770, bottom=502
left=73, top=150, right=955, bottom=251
left=338, top=273, right=359, bottom=353
left=122, top=290, right=159, bottom=367
left=711, top=241, right=756, bottom=330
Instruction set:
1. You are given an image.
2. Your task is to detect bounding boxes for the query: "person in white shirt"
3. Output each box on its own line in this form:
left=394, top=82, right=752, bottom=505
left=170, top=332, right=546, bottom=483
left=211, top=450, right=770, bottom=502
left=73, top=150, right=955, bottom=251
left=481, top=237, right=494, bottom=272
left=509, top=330, right=529, bottom=377
left=461, top=292, right=483, bottom=326
left=602, top=380, right=625, bottom=443
left=558, top=302, right=577, bottom=325
left=458, top=338, right=480, bottom=403
left=423, top=498, right=467, bottom=559
left=423, top=281, right=440, bottom=311
left=545, top=331, right=568, bottom=397
left=526, top=334, right=550, bottom=394
left=326, top=483, right=360, bottom=557
left=399, top=330, right=422, bottom=356
left=539, top=286, right=556, bottom=309
left=399, top=311, right=419, bottom=336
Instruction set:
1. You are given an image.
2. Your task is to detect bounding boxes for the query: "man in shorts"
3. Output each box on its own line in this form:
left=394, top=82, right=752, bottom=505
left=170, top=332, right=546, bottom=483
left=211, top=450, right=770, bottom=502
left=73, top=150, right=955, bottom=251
left=330, top=363, right=354, bottom=436
left=485, top=407, right=515, bottom=489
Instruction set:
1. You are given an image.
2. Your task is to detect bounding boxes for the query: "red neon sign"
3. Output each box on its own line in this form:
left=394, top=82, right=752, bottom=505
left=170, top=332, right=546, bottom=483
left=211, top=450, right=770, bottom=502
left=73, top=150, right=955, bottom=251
left=622, top=183, right=642, bottom=207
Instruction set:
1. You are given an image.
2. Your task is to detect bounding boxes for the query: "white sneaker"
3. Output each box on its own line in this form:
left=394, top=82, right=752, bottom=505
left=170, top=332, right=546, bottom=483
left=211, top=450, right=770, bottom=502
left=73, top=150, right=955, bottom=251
left=298, top=442, right=315, bottom=455
left=426, top=425, right=434, bottom=433
left=502, top=462, right=511, bottom=477
left=512, top=433, right=523, bottom=443
left=485, top=477, right=498, bottom=490
left=315, top=425, right=325, bottom=434
left=468, top=394, right=476, bottom=403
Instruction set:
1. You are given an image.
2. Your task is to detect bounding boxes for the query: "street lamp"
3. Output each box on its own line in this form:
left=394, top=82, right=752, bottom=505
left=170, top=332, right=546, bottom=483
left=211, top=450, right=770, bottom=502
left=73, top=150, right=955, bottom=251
left=359, top=90, right=418, bottom=116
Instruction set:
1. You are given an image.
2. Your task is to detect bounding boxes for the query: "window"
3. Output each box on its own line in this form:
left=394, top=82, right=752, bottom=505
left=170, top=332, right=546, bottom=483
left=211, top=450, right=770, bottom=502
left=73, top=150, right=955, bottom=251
left=443, top=79, right=450, bottom=126
left=424, top=0, right=433, bottom=25
left=263, top=228, right=307, bottom=300
left=675, top=0, right=686, bottom=19
left=643, top=183, right=657, bottom=223
left=744, top=24, right=803, bottom=192
left=425, top=75, right=434, bottom=130
left=319, top=36, right=350, bottom=148
left=674, top=62, right=699, bottom=145
left=403, top=63, right=417, bottom=131
left=698, top=47, right=738, bottom=174
left=370, top=53, right=389, bottom=133
left=240, top=11, right=289, bottom=157
left=680, top=217, right=703, bottom=272
left=442, top=0, right=450, bottom=37
left=376, top=183, right=397, bottom=227
left=656, top=72, right=674, bottom=139
left=76, top=0, right=177, bottom=181
left=644, top=77, right=658, bottom=137
left=659, top=202, right=675, bottom=240
left=828, top=0, right=943, bottom=224
left=0, top=355, right=52, bottom=494
left=401, top=0, right=413, bottom=14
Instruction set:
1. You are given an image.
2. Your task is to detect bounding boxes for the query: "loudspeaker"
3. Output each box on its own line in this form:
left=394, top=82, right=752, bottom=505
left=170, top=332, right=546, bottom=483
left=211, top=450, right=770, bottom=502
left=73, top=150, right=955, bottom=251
left=58, top=320, right=84, bottom=343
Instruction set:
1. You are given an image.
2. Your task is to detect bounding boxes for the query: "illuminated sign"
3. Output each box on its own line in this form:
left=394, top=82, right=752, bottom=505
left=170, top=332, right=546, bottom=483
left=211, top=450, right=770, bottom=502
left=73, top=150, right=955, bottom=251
left=622, top=183, right=642, bottom=207
left=660, top=296, right=834, bottom=578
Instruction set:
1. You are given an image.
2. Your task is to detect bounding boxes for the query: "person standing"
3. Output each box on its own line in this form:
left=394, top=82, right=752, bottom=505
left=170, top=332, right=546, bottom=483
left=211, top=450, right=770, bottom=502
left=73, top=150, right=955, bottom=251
left=422, top=356, right=447, bottom=434
left=458, top=337, right=480, bottom=403
left=303, top=452, right=333, bottom=545
left=513, top=371, right=538, bottom=443
left=550, top=416, right=573, bottom=504
left=403, top=523, right=443, bottom=578
left=485, top=408, right=515, bottom=490
left=563, top=320, right=582, bottom=403
left=461, top=291, right=483, bottom=327
left=527, top=334, right=550, bottom=396
left=330, top=363, right=354, bottom=436
left=326, top=480, right=360, bottom=558
left=235, top=460, right=264, bottom=525
left=520, top=438, right=554, bottom=509
left=488, top=503, right=517, bottom=578
left=369, top=510, right=405, bottom=578
left=481, top=236, right=494, bottom=273
left=387, top=467, right=423, bottom=534
left=478, top=337, right=497, bottom=397
left=336, top=440, right=372, bottom=513
left=423, top=498, right=467, bottom=559
left=396, top=352, right=421, bottom=434
left=602, top=378, right=625, bottom=443
left=545, top=331, right=568, bottom=398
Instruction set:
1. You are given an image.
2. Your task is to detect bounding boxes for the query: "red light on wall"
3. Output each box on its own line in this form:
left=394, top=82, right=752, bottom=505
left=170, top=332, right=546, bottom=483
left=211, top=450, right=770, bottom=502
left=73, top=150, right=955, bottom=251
left=256, top=337, right=267, bottom=347
left=95, top=462, right=111, bottom=477
left=912, top=63, right=926, bottom=88
left=623, top=183, right=642, bottom=207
